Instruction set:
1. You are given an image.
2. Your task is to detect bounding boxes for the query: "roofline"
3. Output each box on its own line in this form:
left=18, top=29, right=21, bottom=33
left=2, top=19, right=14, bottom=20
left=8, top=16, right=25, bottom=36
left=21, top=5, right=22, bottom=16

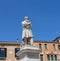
left=34, top=41, right=60, bottom=43
left=0, top=42, right=20, bottom=45
left=0, top=40, right=60, bottom=45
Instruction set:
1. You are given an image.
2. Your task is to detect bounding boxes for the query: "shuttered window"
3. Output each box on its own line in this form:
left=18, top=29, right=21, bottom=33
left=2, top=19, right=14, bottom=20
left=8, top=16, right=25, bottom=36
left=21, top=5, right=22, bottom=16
left=0, top=48, right=7, bottom=58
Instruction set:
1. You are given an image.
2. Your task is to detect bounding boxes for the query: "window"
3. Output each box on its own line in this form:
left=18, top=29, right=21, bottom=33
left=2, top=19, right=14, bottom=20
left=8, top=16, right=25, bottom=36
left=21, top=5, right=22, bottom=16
left=47, top=55, right=50, bottom=60
left=45, top=44, right=48, bottom=50
left=40, top=54, right=43, bottom=61
left=15, top=48, right=20, bottom=57
left=0, top=48, right=7, bottom=58
left=54, top=55, right=57, bottom=60
left=51, top=55, right=54, bottom=60
left=58, top=45, right=60, bottom=50
left=39, top=44, right=42, bottom=50
left=47, top=55, right=57, bottom=61
left=53, top=44, right=56, bottom=50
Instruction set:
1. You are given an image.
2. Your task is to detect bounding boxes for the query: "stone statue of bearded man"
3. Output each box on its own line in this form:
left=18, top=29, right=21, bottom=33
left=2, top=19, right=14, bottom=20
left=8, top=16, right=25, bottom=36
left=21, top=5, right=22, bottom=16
left=22, top=16, right=33, bottom=45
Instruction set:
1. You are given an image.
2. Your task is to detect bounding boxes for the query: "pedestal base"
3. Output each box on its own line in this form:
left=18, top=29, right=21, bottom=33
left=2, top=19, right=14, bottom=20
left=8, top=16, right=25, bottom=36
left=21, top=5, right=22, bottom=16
left=16, top=45, right=40, bottom=61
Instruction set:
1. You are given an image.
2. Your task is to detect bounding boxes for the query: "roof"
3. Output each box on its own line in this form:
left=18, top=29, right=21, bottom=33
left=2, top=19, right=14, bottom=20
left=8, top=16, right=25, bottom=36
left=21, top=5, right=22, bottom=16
left=0, top=41, right=20, bottom=45
left=54, top=36, right=60, bottom=41
left=34, top=40, right=60, bottom=43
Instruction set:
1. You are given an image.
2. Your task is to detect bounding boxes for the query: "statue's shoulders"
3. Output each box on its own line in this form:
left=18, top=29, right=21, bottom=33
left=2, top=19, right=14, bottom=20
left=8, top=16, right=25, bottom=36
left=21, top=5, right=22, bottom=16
left=22, top=21, right=31, bottom=25
left=22, top=21, right=26, bottom=24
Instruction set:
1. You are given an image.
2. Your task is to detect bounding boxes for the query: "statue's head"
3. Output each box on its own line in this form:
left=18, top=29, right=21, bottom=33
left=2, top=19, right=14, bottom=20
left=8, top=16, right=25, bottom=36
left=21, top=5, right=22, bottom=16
left=24, top=16, right=29, bottom=22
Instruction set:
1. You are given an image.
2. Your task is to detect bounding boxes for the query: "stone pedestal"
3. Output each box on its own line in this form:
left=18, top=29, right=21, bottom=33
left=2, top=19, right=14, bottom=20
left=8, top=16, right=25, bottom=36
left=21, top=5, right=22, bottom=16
left=16, top=45, right=40, bottom=61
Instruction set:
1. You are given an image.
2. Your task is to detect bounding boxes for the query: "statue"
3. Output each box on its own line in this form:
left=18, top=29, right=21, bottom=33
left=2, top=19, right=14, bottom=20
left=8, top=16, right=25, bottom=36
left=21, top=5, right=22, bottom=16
left=22, top=16, right=33, bottom=45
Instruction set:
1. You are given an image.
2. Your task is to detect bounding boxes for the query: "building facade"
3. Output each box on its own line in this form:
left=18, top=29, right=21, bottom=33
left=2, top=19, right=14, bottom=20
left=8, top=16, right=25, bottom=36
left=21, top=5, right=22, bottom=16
left=34, top=36, right=60, bottom=61
left=0, top=36, right=60, bottom=61
left=0, top=42, right=20, bottom=61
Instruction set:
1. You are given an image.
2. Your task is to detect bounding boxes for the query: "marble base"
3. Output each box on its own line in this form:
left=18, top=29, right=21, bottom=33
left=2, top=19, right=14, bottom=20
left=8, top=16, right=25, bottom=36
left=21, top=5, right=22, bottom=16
left=16, top=45, right=40, bottom=61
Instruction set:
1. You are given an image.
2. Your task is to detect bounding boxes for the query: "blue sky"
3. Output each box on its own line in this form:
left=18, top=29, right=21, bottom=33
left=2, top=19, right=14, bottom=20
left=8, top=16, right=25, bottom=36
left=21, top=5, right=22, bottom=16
left=0, top=0, right=60, bottom=42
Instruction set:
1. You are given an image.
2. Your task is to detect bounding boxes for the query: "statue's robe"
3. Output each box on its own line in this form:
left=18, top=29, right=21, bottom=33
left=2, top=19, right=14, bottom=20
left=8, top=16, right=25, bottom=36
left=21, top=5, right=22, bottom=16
left=22, top=20, right=33, bottom=39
